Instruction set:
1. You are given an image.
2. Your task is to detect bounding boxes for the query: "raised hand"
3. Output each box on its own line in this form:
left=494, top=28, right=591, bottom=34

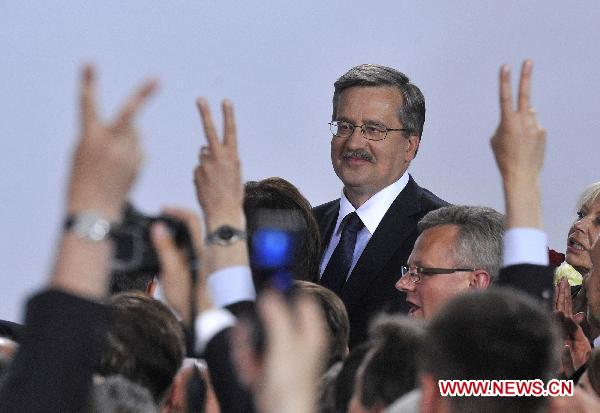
left=151, top=207, right=206, bottom=324
left=193, top=98, right=244, bottom=233
left=491, top=60, right=546, bottom=182
left=52, top=65, right=156, bottom=299
left=585, top=229, right=600, bottom=332
left=255, top=292, right=327, bottom=413
left=491, top=60, right=546, bottom=229
left=68, top=65, right=157, bottom=220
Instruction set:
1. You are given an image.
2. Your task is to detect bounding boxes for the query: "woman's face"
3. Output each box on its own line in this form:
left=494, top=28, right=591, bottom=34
left=566, top=197, right=600, bottom=274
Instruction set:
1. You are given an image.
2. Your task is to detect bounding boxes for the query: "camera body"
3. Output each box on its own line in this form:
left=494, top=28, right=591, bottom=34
left=111, top=204, right=193, bottom=278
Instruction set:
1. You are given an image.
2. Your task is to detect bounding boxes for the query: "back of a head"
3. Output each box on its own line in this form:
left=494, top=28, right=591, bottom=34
left=359, top=315, right=425, bottom=410
left=292, top=280, right=350, bottom=368
left=97, top=292, right=185, bottom=403
left=421, top=288, right=559, bottom=413
left=586, top=348, right=600, bottom=397
left=244, top=177, right=321, bottom=282
left=418, top=205, right=504, bottom=281
left=332, top=64, right=426, bottom=141
left=334, top=342, right=372, bottom=413
left=109, top=271, right=154, bottom=295
left=87, top=375, right=158, bottom=413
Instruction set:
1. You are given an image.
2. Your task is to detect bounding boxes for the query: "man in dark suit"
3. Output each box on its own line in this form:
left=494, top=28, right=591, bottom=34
left=314, top=64, right=448, bottom=346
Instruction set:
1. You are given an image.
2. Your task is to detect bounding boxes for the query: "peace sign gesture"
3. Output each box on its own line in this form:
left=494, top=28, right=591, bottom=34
left=491, top=60, right=547, bottom=229
left=491, top=60, right=547, bottom=184
left=193, top=98, right=244, bottom=233
left=68, top=65, right=157, bottom=220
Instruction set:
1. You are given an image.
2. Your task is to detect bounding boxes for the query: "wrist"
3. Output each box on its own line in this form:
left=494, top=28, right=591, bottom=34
left=204, top=209, right=246, bottom=233
left=68, top=198, right=123, bottom=223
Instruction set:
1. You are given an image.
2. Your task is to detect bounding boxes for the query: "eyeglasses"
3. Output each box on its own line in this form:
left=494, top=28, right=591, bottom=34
left=329, top=121, right=408, bottom=141
left=400, top=265, right=476, bottom=284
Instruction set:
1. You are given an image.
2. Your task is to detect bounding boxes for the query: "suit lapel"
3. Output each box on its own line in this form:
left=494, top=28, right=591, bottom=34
left=317, top=200, right=340, bottom=257
left=340, top=177, right=422, bottom=309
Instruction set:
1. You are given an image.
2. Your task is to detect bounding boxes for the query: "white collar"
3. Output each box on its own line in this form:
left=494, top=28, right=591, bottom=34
left=594, top=335, right=600, bottom=348
left=336, top=172, right=410, bottom=235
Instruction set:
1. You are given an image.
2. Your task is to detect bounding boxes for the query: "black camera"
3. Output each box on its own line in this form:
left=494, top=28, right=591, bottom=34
left=110, top=203, right=194, bottom=277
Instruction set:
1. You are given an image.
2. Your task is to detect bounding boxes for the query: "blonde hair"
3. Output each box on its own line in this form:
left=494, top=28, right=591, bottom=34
left=577, top=182, right=600, bottom=210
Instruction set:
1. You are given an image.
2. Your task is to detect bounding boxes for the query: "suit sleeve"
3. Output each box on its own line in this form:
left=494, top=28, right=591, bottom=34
left=0, top=290, right=111, bottom=413
left=497, top=264, right=554, bottom=308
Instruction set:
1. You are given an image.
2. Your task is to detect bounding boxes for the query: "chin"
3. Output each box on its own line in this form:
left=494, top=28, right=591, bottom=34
left=565, top=255, right=591, bottom=274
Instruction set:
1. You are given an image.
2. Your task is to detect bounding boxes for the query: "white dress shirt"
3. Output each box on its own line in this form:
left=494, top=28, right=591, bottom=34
left=319, top=172, right=410, bottom=280
left=503, top=227, right=549, bottom=267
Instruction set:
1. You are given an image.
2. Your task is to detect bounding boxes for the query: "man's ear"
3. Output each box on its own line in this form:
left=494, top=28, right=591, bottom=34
left=469, top=270, right=491, bottom=290
left=405, top=135, right=421, bottom=161
left=146, top=278, right=158, bottom=297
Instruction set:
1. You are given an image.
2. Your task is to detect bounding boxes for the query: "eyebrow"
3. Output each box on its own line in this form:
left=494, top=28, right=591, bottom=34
left=334, top=115, right=388, bottom=126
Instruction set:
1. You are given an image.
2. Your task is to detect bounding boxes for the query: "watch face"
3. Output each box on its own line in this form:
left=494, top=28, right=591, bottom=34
left=218, top=226, right=235, bottom=240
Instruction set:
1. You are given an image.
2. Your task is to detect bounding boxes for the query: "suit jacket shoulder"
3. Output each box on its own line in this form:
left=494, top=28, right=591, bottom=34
left=312, top=176, right=449, bottom=346
left=497, top=264, right=554, bottom=309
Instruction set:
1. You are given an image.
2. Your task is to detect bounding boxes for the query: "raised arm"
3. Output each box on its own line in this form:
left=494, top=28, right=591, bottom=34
left=490, top=59, right=546, bottom=230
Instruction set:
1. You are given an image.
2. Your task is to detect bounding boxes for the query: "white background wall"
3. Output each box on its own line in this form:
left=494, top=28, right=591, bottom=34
left=2, top=1, right=600, bottom=322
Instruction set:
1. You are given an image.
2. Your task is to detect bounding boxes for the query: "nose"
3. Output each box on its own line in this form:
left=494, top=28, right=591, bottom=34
left=395, top=274, right=414, bottom=292
left=574, top=215, right=591, bottom=233
left=345, top=125, right=367, bottom=149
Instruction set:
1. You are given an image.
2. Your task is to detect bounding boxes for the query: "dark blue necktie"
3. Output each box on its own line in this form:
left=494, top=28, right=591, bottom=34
left=320, top=212, right=364, bottom=295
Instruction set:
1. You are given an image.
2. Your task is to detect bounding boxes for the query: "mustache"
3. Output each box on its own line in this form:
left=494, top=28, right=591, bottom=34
left=342, top=150, right=374, bottom=162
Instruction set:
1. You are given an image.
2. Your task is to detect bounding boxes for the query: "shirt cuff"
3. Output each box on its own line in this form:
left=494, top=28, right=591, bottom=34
left=503, top=228, right=549, bottom=267
left=207, top=265, right=256, bottom=308
left=194, top=308, right=237, bottom=354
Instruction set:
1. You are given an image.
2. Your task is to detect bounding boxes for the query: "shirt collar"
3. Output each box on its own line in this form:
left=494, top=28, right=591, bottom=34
left=336, top=171, right=410, bottom=235
left=594, top=335, right=600, bottom=348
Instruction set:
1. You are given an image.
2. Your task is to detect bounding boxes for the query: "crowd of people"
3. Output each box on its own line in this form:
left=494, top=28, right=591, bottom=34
left=1, top=59, right=600, bottom=412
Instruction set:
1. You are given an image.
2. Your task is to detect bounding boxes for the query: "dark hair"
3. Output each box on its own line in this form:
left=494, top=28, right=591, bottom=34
left=97, top=292, right=185, bottom=402
left=332, top=64, right=426, bottom=140
left=244, top=177, right=321, bottom=282
left=292, top=281, right=350, bottom=368
left=333, top=342, right=372, bottom=413
left=358, top=315, right=424, bottom=409
left=421, top=288, right=560, bottom=413
left=110, top=271, right=154, bottom=294
left=418, top=205, right=504, bottom=281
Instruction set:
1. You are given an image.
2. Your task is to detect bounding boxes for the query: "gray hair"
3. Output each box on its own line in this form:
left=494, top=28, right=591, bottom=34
left=87, top=375, right=158, bottom=413
left=332, top=64, right=426, bottom=139
left=417, top=206, right=504, bottom=281
left=576, top=181, right=600, bottom=210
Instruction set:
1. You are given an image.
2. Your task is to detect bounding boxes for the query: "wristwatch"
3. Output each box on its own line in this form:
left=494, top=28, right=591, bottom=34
left=205, top=225, right=247, bottom=246
left=64, top=211, right=114, bottom=242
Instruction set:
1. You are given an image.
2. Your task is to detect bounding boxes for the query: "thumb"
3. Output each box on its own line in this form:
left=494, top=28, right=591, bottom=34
left=151, top=222, right=180, bottom=273
left=574, top=312, right=586, bottom=325
left=561, top=345, right=575, bottom=377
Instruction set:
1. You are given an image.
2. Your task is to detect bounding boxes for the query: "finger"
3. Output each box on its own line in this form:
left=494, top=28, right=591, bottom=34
left=560, top=277, right=571, bottom=316
left=112, top=78, right=158, bottom=132
left=554, top=283, right=560, bottom=310
left=196, top=98, right=221, bottom=151
left=564, top=278, right=574, bottom=317
left=222, top=100, right=238, bottom=151
left=574, top=312, right=586, bottom=325
left=295, top=296, right=327, bottom=355
left=556, top=278, right=566, bottom=312
left=161, top=207, right=205, bottom=259
left=151, top=222, right=185, bottom=276
left=80, top=64, right=97, bottom=131
left=561, top=345, right=575, bottom=377
left=499, top=64, right=513, bottom=118
left=258, top=291, right=293, bottom=351
left=517, top=59, right=533, bottom=112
